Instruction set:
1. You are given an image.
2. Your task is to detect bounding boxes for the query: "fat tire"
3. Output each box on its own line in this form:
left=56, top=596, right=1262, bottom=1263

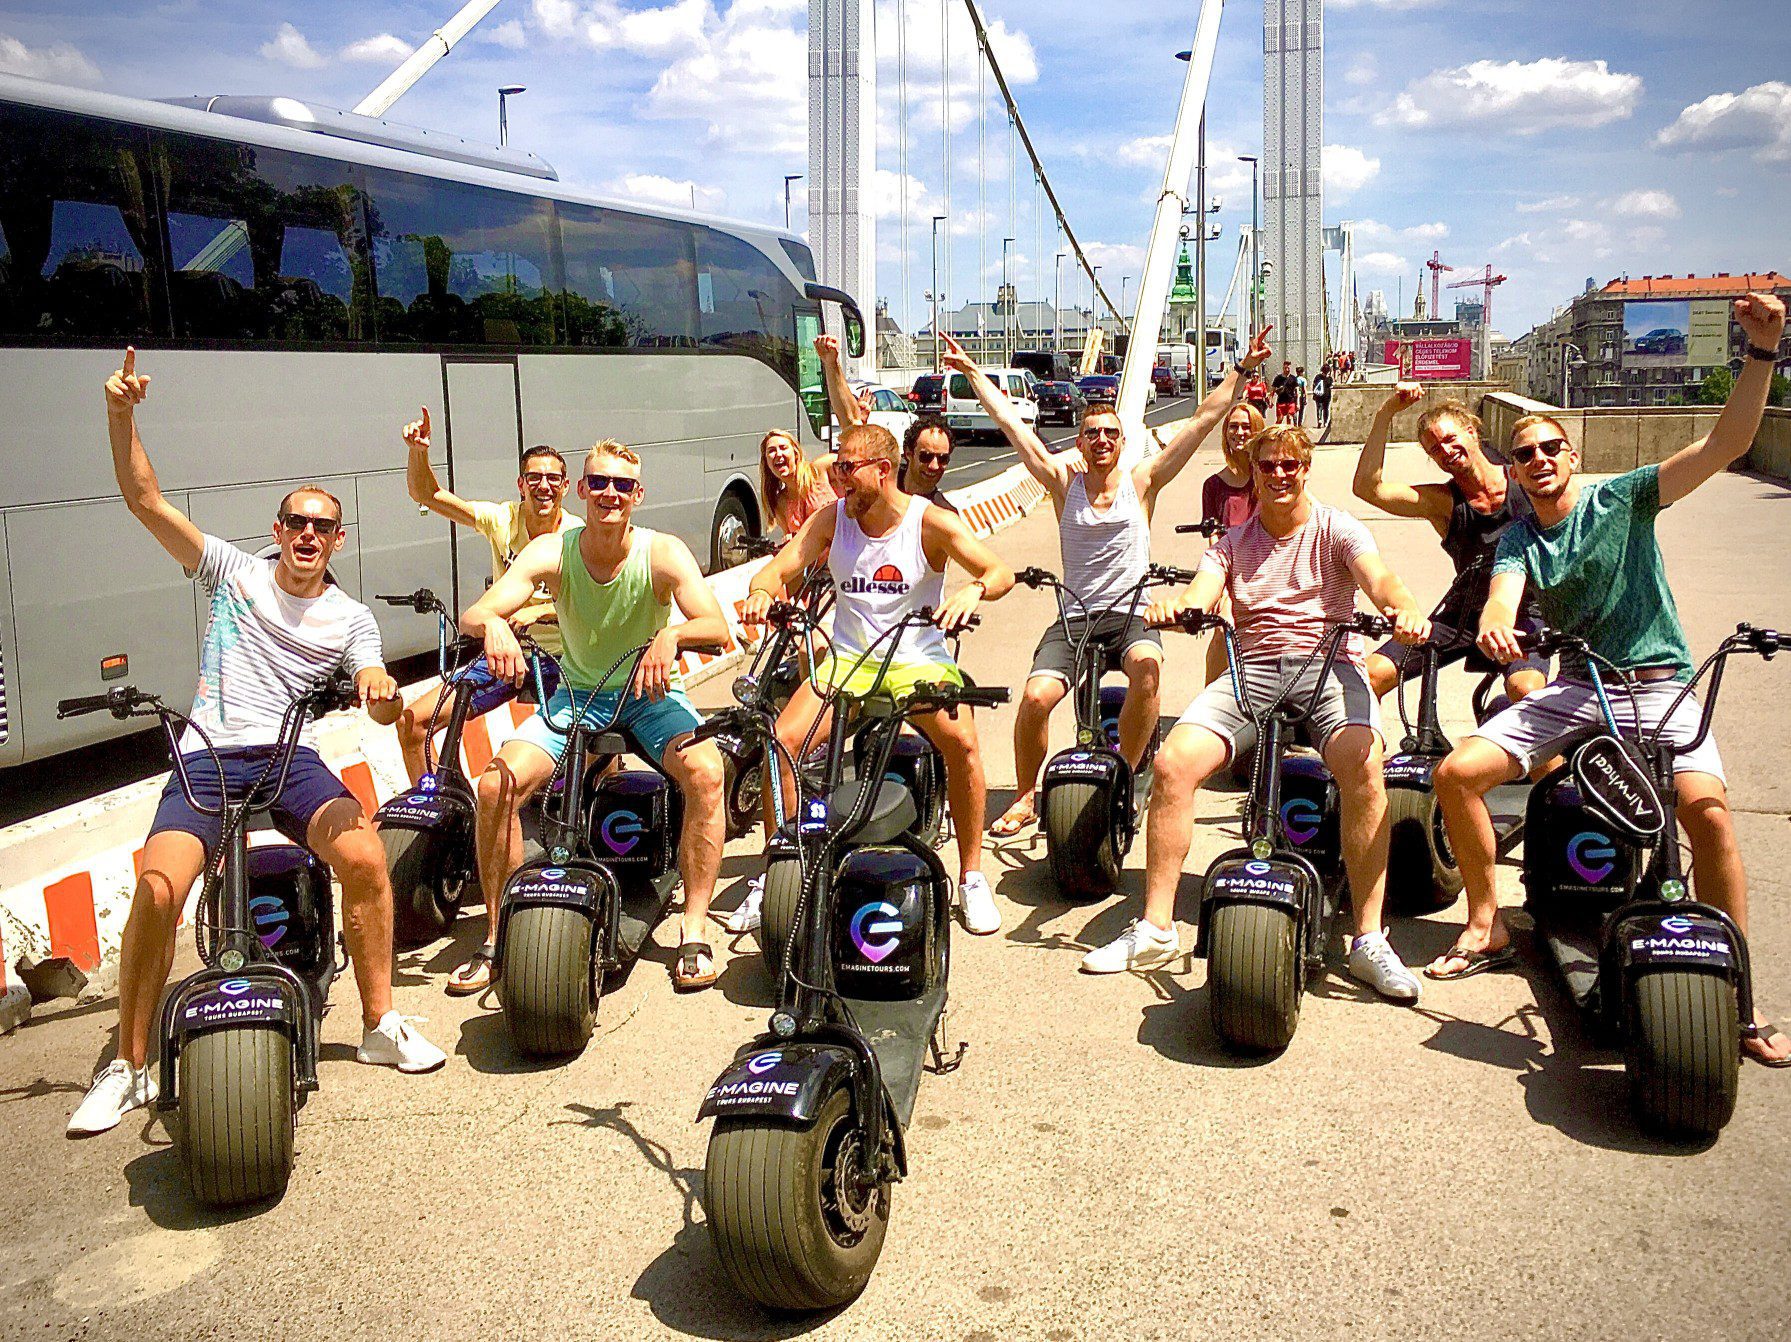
left=177, top=1025, right=295, bottom=1208
left=1626, top=970, right=1739, bottom=1138
left=1207, top=902, right=1301, bottom=1053
left=383, top=826, right=461, bottom=949
left=1043, top=779, right=1120, bottom=901
left=706, top=1085, right=890, bottom=1312
left=1384, top=786, right=1462, bottom=916
left=759, top=855, right=805, bottom=982
left=501, top=905, right=597, bottom=1056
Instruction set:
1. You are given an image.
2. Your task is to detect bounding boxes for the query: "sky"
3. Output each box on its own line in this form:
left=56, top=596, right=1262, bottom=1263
left=3, top=0, right=1788, bottom=337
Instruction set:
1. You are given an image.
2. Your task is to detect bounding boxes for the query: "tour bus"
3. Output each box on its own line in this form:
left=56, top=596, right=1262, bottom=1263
left=1204, top=328, right=1239, bottom=384
left=0, top=75, right=864, bottom=768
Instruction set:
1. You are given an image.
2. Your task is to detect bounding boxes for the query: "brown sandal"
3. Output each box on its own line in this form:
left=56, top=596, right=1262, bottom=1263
left=672, top=942, right=717, bottom=992
left=446, top=946, right=496, bottom=997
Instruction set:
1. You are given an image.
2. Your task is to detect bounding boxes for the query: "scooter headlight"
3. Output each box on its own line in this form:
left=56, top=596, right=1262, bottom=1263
left=1251, top=838, right=1273, bottom=860
left=219, top=949, right=246, bottom=972
left=770, top=1010, right=798, bottom=1039
left=1659, top=878, right=1687, bottom=902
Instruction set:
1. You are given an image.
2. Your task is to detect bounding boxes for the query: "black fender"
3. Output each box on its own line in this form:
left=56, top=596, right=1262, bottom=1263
left=373, top=783, right=474, bottom=834
left=1195, top=849, right=1321, bottom=957
left=494, top=858, right=617, bottom=969
left=700, top=1042, right=860, bottom=1123
left=158, top=962, right=318, bottom=1109
left=1598, top=902, right=1751, bottom=1036
left=1382, top=752, right=1437, bottom=792
left=1041, top=745, right=1134, bottom=848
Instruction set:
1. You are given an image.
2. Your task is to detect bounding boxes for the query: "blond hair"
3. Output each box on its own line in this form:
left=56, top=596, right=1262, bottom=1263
left=1417, top=401, right=1484, bottom=447
left=584, top=439, right=641, bottom=472
left=839, top=422, right=900, bottom=466
left=1510, top=412, right=1569, bottom=442
left=1247, top=423, right=1314, bottom=468
left=758, top=428, right=824, bottom=528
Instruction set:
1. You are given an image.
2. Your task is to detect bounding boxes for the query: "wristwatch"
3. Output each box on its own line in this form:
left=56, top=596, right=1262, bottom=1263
left=1747, top=343, right=1779, bottom=363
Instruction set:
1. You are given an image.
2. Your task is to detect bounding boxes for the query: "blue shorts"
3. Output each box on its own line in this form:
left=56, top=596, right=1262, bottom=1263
left=510, top=685, right=703, bottom=766
left=446, top=653, right=562, bottom=719
left=150, top=746, right=354, bottom=856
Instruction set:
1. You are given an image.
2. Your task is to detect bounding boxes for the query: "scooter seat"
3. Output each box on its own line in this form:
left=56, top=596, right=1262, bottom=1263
left=823, top=781, right=918, bottom=846
left=583, top=731, right=631, bottom=758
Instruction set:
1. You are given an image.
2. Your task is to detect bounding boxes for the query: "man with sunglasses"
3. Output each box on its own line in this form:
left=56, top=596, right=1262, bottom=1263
left=1430, top=293, right=1791, bottom=1067
left=815, top=332, right=961, bottom=511
left=740, top=423, right=1014, bottom=934
left=70, top=350, right=445, bottom=1136
left=1087, top=424, right=1432, bottom=999
left=398, top=409, right=581, bottom=788
left=1353, top=384, right=1548, bottom=704
left=458, top=442, right=733, bottom=993
left=940, top=327, right=1274, bottom=842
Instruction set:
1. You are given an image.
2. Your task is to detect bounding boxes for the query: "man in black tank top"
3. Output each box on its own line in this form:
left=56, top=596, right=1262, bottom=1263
left=1353, top=385, right=1549, bottom=702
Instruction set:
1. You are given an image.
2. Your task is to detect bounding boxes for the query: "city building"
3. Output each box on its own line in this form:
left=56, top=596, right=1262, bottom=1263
left=917, top=299, right=1099, bottom=366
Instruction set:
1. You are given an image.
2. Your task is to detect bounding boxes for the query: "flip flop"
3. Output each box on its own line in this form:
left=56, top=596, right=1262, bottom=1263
left=989, top=804, right=1037, bottom=838
left=673, top=942, right=718, bottom=993
left=1742, top=1020, right=1791, bottom=1068
left=446, top=947, right=496, bottom=997
left=1424, top=943, right=1517, bottom=982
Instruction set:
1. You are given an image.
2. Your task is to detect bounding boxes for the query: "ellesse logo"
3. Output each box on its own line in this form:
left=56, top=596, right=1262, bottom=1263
left=841, top=562, right=910, bottom=596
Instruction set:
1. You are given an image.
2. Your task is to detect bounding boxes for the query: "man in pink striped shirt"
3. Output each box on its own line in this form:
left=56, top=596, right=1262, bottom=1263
left=1081, top=425, right=1432, bottom=1002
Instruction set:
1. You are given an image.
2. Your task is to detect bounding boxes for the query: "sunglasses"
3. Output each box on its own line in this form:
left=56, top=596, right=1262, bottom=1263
left=279, top=513, right=341, bottom=538
left=1254, top=458, right=1303, bottom=476
left=830, top=457, right=883, bottom=477
left=1510, top=439, right=1568, bottom=466
left=1082, top=426, right=1123, bottom=440
left=584, top=473, right=639, bottom=496
left=523, top=471, right=567, bottom=487
left=915, top=450, right=952, bottom=467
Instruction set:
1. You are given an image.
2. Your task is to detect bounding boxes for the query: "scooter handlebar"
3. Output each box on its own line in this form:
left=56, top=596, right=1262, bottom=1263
left=56, top=687, right=152, bottom=720
left=915, top=607, right=980, bottom=629
left=1148, top=563, right=1199, bottom=584
left=1015, top=565, right=1059, bottom=589
left=1174, top=519, right=1226, bottom=539
left=374, top=588, right=441, bottom=614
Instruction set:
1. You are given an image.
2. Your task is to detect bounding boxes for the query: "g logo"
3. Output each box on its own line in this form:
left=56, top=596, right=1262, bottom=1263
left=1281, top=797, right=1322, bottom=845
left=219, top=978, right=253, bottom=996
left=600, top=811, right=644, bottom=856
left=746, top=1053, right=782, bottom=1075
left=249, top=894, right=289, bottom=948
left=1659, top=916, right=1693, bottom=935
left=849, top=900, right=904, bottom=964
left=1566, top=831, right=1617, bottom=884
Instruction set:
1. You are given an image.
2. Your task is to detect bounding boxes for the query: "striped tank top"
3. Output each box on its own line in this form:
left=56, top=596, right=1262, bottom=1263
left=828, top=498, right=950, bottom=666
left=1060, top=469, right=1150, bottom=613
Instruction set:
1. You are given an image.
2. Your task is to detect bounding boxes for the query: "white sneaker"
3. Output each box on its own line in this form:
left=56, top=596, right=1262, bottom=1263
left=67, top=1059, right=158, bottom=1136
left=958, top=872, right=1000, bottom=935
left=357, top=1012, right=447, bottom=1073
left=721, top=874, right=765, bottom=933
left=1080, top=919, right=1180, bottom=974
left=1347, top=929, right=1422, bottom=1003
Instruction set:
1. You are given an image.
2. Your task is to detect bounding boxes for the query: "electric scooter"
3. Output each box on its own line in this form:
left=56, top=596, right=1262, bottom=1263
left=493, top=637, right=723, bottom=1057
left=692, top=607, right=1007, bottom=1311
left=1521, top=621, right=1781, bottom=1137
left=371, top=589, right=554, bottom=948
left=57, top=675, right=358, bottom=1207
left=1164, top=609, right=1390, bottom=1053
left=1017, top=561, right=1196, bottom=899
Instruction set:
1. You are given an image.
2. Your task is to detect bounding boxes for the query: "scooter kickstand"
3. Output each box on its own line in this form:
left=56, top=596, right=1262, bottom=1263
left=927, top=1008, right=967, bottom=1075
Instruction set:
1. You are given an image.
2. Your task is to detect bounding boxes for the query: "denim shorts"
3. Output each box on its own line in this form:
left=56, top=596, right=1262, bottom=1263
left=150, top=745, right=354, bottom=855
left=445, top=653, right=562, bottom=719
left=509, top=684, right=702, bottom=766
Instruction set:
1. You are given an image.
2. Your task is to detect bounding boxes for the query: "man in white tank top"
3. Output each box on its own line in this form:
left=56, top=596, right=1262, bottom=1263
left=743, top=424, right=1015, bottom=934
left=940, top=329, right=1274, bottom=839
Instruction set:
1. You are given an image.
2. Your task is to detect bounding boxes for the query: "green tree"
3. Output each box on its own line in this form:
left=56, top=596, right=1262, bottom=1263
left=1771, top=372, right=1790, bottom=408
left=1698, top=366, right=1734, bottom=405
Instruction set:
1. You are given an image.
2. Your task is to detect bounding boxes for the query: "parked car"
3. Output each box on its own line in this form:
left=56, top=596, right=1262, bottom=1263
left=945, top=367, right=1039, bottom=441
left=1076, top=374, right=1119, bottom=404
left=909, top=372, right=946, bottom=411
left=1034, top=380, right=1087, bottom=427
left=1152, top=364, right=1176, bottom=396
left=861, top=384, right=919, bottom=441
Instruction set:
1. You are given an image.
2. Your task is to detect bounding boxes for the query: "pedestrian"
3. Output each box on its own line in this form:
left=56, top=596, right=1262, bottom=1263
left=1271, top=360, right=1299, bottom=425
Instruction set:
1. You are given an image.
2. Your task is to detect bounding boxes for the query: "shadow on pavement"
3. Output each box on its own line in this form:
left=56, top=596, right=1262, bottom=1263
left=1136, top=966, right=1282, bottom=1069
left=122, top=1115, right=277, bottom=1230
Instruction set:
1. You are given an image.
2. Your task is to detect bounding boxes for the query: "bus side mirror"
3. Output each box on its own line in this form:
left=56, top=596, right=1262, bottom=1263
left=804, top=283, right=868, bottom=359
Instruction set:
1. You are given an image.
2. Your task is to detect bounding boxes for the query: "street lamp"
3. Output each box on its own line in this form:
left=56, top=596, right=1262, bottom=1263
left=1561, top=341, right=1586, bottom=408
left=783, top=174, right=803, bottom=232
left=498, top=85, right=526, bottom=148
left=1238, top=154, right=1259, bottom=330
left=1001, top=236, right=1015, bottom=365
left=931, top=214, right=948, bottom=373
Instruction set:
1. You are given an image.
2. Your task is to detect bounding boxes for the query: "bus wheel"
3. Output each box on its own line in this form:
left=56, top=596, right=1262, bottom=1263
left=711, top=494, right=755, bottom=572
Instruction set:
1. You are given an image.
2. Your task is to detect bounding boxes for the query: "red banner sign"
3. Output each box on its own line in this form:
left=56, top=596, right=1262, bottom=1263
left=1386, top=337, right=1473, bottom=380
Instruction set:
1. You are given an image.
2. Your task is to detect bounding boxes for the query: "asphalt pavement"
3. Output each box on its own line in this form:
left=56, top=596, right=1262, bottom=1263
left=4, top=417, right=1788, bottom=1342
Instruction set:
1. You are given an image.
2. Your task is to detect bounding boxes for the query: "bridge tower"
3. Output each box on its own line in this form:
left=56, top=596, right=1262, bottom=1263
left=1263, top=0, right=1324, bottom=374
left=808, top=0, right=877, bottom=375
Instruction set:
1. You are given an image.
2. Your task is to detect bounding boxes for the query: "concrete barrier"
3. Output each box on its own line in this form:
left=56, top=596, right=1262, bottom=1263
left=1323, top=380, right=1514, bottom=444
left=1482, top=393, right=1788, bottom=470
left=0, top=460, right=1056, bottom=998
left=1746, top=407, right=1791, bottom=481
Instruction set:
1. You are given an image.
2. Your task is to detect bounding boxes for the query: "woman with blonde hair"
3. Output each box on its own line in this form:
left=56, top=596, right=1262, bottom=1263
left=1196, top=401, right=1264, bottom=683
left=758, top=428, right=836, bottom=538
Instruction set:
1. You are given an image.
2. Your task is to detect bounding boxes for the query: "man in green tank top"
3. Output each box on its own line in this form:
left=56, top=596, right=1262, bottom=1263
left=456, top=440, right=734, bottom=993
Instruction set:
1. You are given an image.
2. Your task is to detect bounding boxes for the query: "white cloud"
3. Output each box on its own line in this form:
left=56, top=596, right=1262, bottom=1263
left=260, top=22, right=326, bottom=69
left=0, top=32, right=101, bottom=85
left=340, top=34, right=414, bottom=64
left=605, top=172, right=726, bottom=212
left=1351, top=219, right=1447, bottom=246
left=1608, top=189, right=1680, bottom=220
left=482, top=20, right=530, bottom=49
left=1343, top=53, right=1379, bottom=88
left=1083, top=241, right=1146, bottom=274
left=1376, top=58, right=1642, bottom=134
left=1356, top=251, right=1411, bottom=276
left=1323, top=143, right=1380, bottom=195
left=1515, top=194, right=1579, bottom=213
left=1655, top=80, right=1791, bottom=163
left=872, top=0, right=1038, bottom=138
left=1117, top=134, right=1171, bottom=169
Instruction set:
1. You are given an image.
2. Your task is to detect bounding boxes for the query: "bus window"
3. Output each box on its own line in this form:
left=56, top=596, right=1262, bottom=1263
left=696, top=230, right=798, bottom=384
left=363, top=166, right=558, bottom=346
left=794, top=307, right=825, bottom=434
left=0, top=104, right=158, bottom=340
left=559, top=201, right=698, bottom=349
left=155, top=134, right=371, bottom=343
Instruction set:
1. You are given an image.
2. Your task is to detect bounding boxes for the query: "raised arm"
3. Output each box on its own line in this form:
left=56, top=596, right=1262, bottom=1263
left=1353, top=383, right=1448, bottom=524
left=815, top=334, right=864, bottom=431
left=923, top=506, right=1015, bottom=634
left=105, top=348, right=204, bottom=571
left=1659, top=292, right=1786, bottom=505
left=403, top=406, right=482, bottom=529
left=1137, top=324, right=1274, bottom=502
left=940, top=335, right=1071, bottom=495
left=460, top=532, right=562, bottom=682
left=1349, top=552, right=1430, bottom=645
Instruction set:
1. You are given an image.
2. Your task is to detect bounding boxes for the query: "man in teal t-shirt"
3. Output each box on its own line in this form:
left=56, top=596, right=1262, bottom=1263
left=1424, top=291, right=1789, bottom=1068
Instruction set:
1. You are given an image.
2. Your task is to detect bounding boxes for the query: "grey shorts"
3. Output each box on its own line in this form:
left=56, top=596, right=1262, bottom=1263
left=1029, top=609, right=1162, bottom=687
left=1175, top=656, right=1382, bottom=761
left=1468, top=677, right=1725, bottom=782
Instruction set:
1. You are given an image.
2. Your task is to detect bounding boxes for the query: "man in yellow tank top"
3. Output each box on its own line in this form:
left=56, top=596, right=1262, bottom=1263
left=455, top=441, right=733, bottom=992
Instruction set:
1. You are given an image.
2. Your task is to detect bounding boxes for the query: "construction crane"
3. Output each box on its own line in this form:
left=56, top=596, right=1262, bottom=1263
left=1447, top=264, right=1509, bottom=376
left=1424, top=249, right=1455, bottom=319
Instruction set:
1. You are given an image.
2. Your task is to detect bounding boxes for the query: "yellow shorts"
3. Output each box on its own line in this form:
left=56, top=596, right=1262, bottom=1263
left=811, top=652, right=964, bottom=703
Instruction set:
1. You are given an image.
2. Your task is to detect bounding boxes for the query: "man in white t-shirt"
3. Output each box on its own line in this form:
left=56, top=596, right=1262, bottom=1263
left=1081, top=424, right=1431, bottom=1001
left=69, top=350, right=445, bottom=1139
left=396, top=409, right=581, bottom=784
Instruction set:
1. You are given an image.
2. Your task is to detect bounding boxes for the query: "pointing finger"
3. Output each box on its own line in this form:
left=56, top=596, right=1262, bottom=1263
left=123, top=347, right=135, bottom=377
left=420, top=406, right=431, bottom=437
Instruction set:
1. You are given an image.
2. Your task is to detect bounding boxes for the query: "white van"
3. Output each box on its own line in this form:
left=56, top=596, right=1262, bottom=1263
left=1156, top=343, right=1197, bottom=393
left=944, top=367, right=1039, bottom=441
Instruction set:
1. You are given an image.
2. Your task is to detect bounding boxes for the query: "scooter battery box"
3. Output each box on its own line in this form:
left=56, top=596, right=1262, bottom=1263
left=1099, top=683, right=1129, bottom=752
left=1278, top=755, right=1340, bottom=873
left=245, top=844, right=335, bottom=984
left=831, top=847, right=938, bottom=1001
left=586, top=771, right=676, bottom=877
left=1525, top=775, right=1639, bottom=906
